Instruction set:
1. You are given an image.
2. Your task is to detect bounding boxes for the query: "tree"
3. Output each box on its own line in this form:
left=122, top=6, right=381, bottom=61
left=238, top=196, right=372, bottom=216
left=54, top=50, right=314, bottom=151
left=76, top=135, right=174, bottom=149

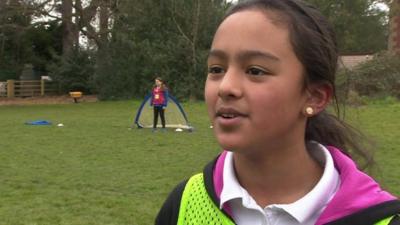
left=27, top=21, right=63, bottom=75
left=306, top=0, right=389, bottom=53
left=1, top=0, right=230, bottom=98
left=92, top=0, right=229, bottom=100
left=61, top=0, right=75, bottom=56
left=0, top=0, right=34, bottom=80
left=36, top=0, right=115, bottom=94
left=388, top=0, right=400, bottom=54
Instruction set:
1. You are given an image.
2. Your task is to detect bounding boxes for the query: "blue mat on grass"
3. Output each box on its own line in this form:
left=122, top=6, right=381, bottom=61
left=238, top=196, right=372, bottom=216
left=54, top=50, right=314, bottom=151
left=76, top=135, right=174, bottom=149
left=25, top=120, right=52, bottom=125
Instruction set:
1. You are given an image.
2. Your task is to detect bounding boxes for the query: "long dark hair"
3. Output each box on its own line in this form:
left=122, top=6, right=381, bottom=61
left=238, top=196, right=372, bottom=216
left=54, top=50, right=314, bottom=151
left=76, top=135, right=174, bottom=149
left=154, top=77, right=168, bottom=91
left=224, top=0, right=373, bottom=168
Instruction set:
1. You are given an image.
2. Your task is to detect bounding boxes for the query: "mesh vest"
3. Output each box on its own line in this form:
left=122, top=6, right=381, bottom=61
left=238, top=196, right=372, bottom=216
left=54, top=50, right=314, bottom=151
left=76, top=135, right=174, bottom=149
left=376, top=216, right=396, bottom=225
left=177, top=173, right=234, bottom=225
left=177, top=173, right=395, bottom=225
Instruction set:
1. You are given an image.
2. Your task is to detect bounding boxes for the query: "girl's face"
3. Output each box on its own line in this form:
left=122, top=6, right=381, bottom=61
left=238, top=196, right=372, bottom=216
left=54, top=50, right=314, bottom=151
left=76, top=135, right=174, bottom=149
left=155, top=79, right=162, bottom=87
left=205, top=10, right=310, bottom=154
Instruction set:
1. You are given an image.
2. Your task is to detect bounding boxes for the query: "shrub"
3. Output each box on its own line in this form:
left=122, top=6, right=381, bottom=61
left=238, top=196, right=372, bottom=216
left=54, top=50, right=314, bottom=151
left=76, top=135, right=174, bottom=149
left=347, top=52, right=400, bottom=99
left=49, top=48, right=95, bottom=94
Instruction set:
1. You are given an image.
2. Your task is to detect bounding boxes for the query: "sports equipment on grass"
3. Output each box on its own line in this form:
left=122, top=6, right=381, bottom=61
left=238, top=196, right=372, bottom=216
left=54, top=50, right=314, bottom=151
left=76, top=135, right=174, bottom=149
left=133, top=94, right=193, bottom=131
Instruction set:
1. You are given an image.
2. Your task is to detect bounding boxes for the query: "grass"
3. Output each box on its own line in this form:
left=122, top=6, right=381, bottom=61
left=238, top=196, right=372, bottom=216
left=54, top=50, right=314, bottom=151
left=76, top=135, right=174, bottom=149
left=344, top=101, right=400, bottom=194
left=0, top=99, right=399, bottom=224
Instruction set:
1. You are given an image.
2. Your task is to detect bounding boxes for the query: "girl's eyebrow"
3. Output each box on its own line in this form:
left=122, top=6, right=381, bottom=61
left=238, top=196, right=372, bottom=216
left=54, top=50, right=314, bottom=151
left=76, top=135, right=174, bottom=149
left=237, top=50, right=280, bottom=62
left=208, top=49, right=228, bottom=61
left=208, top=49, right=280, bottom=62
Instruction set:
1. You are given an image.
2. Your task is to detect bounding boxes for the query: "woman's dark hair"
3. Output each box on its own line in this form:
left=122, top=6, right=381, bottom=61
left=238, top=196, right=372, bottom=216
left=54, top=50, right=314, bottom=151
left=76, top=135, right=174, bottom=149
left=224, top=0, right=373, bottom=168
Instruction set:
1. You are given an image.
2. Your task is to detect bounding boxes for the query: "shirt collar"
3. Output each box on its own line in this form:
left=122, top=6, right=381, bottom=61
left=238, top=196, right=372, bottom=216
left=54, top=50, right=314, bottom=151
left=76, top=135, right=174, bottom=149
left=219, top=142, right=340, bottom=223
left=219, top=151, right=245, bottom=209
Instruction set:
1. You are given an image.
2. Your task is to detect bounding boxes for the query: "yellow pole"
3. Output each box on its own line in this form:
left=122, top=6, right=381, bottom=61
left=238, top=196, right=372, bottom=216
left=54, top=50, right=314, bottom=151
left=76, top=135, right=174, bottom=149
left=7, top=80, right=14, bottom=98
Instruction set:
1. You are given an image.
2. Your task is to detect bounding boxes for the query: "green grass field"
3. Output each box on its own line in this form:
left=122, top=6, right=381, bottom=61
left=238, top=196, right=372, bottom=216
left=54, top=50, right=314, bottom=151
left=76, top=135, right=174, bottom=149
left=0, top=100, right=399, bottom=225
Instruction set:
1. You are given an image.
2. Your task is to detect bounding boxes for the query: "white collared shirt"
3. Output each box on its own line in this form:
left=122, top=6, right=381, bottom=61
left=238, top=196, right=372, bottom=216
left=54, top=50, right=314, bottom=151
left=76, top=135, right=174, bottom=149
left=219, top=143, right=340, bottom=225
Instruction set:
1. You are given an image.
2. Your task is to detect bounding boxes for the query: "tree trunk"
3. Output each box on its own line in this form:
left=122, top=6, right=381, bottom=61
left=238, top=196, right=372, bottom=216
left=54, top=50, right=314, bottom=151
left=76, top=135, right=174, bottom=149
left=73, top=0, right=82, bottom=46
left=189, top=0, right=201, bottom=100
left=389, top=0, right=400, bottom=54
left=61, top=0, right=74, bottom=56
left=99, top=0, right=110, bottom=49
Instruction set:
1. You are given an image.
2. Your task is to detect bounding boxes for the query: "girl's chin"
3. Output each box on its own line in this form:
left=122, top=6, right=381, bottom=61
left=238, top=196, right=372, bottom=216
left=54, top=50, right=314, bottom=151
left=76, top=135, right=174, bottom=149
left=216, top=138, right=245, bottom=152
left=213, top=126, right=251, bottom=151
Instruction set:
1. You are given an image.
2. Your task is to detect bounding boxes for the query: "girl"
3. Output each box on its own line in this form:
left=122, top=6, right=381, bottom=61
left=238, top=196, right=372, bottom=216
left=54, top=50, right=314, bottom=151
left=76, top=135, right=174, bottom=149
left=151, top=77, right=168, bottom=131
left=155, top=0, right=400, bottom=224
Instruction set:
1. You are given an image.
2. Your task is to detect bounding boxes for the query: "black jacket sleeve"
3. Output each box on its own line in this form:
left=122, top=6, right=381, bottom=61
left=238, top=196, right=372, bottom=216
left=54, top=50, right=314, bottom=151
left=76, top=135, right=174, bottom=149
left=389, top=214, right=400, bottom=225
left=326, top=200, right=400, bottom=225
left=155, top=179, right=188, bottom=225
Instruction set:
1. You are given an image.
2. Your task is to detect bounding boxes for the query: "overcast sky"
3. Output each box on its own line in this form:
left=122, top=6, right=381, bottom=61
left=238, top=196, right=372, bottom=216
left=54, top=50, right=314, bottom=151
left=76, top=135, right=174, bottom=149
left=374, top=2, right=389, bottom=11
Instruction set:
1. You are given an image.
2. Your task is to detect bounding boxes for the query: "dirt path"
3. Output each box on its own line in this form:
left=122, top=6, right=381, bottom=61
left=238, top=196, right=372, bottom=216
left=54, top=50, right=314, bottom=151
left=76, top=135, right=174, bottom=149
left=0, top=95, right=98, bottom=106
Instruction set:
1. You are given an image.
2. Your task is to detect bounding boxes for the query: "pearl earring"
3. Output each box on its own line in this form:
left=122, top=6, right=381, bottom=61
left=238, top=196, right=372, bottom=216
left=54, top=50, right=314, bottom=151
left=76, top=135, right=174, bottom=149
left=305, top=107, right=314, bottom=115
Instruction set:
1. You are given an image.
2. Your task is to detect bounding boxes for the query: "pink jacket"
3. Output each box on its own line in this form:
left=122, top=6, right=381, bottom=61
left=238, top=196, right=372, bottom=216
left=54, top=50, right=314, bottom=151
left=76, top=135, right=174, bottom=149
left=212, top=147, right=397, bottom=224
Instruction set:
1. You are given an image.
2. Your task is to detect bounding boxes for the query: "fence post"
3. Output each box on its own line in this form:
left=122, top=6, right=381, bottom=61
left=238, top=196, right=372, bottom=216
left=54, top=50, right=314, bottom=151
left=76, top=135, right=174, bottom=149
left=41, top=79, right=45, bottom=96
left=7, top=80, right=14, bottom=98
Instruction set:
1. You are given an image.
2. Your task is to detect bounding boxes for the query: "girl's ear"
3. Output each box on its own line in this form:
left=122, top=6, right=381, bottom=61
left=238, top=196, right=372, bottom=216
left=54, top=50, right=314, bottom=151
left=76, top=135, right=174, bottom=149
left=304, top=83, right=333, bottom=116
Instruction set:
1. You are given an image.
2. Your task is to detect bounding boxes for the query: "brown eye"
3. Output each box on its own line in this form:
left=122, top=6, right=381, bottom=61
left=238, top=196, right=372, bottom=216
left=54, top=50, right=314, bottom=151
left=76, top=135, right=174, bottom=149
left=208, top=66, right=225, bottom=74
left=246, top=67, right=267, bottom=76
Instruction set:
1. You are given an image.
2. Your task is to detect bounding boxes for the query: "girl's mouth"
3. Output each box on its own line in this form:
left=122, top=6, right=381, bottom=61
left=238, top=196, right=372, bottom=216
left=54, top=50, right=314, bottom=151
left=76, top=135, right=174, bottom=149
left=215, top=108, right=247, bottom=127
left=219, top=113, right=237, bottom=119
left=216, top=107, right=246, bottom=118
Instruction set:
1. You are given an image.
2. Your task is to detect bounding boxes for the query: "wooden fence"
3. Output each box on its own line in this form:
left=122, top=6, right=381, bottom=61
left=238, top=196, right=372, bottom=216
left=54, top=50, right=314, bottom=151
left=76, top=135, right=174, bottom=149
left=0, top=80, right=60, bottom=98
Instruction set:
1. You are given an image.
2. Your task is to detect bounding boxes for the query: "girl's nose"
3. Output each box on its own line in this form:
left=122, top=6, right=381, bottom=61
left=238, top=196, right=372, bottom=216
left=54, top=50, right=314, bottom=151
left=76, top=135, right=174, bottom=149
left=218, top=69, right=243, bottom=100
